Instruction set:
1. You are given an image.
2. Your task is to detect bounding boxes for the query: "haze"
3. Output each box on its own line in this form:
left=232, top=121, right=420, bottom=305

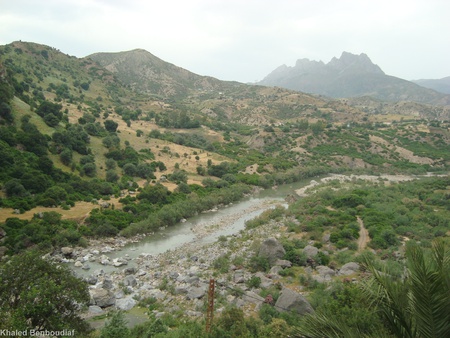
left=1, top=0, right=449, bottom=83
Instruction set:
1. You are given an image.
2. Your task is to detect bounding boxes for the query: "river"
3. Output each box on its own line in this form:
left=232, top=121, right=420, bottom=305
left=71, top=178, right=316, bottom=278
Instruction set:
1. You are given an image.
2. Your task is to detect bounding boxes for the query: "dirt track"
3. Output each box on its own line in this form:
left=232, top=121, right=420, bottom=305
left=357, top=216, right=370, bottom=251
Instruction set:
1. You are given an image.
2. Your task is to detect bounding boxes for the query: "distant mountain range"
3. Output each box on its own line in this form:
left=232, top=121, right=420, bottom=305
left=411, top=76, right=450, bottom=95
left=258, top=52, right=450, bottom=106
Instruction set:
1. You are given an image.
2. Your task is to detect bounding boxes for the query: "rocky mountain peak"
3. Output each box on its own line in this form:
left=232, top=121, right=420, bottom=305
left=328, top=52, right=384, bottom=74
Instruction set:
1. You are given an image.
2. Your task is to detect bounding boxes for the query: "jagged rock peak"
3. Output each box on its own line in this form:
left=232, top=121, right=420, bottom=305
left=328, top=51, right=384, bottom=74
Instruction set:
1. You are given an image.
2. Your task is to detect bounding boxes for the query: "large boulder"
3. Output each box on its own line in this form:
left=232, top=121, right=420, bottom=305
left=338, top=262, right=360, bottom=276
left=316, top=265, right=336, bottom=279
left=303, top=245, right=319, bottom=258
left=274, top=287, right=314, bottom=315
left=89, top=288, right=115, bottom=308
left=61, top=247, right=74, bottom=257
left=116, top=296, right=136, bottom=311
left=123, top=275, right=137, bottom=287
left=258, top=238, right=286, bottom=266
left=88, top=305, right=104, bottom=315
left=186, top=286, right=206, bottom=300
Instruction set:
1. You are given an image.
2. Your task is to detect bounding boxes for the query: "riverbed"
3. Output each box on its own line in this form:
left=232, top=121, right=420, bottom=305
left=69, top=179, right=313, bottom=278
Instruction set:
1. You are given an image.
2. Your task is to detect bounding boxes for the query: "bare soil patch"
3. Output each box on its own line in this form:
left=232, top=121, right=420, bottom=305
left=357, top=216, right=370, bottom=251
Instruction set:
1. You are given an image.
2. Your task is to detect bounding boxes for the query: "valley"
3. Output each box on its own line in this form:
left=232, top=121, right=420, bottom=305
left=0, top=41, right=448, bottom=337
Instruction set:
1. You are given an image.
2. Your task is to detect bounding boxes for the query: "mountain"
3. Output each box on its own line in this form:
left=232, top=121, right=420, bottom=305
left=412, top=76, right=450, bottom=94
left=87, top=49, right=240, bottom=98
left=258, top=52, right=450, bottom=106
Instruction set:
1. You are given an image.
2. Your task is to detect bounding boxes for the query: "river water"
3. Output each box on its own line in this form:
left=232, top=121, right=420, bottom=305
left=72, top=178, right=317, bottom=278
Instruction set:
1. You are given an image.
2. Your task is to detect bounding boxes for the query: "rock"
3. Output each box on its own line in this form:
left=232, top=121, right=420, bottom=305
left=101, top=246, right=113, bottom=253
left=89, top=288, right=115, bottom=307
left=115, top=290, right=125, bottom=299
left=186, top=286, right=206, bottom=300
left=234, top=271, right=245, bottom=284
left=93, top=269, right=105, bottom=276
left=242, top=291, right=265, bottom=306
left=169, top=271, right=179, bottom=280
left=136, top=269, right=147, bottom=277
left=116, top=296, right=136, bottom=311
left=100, top=202, right=110, bottom=209
left=258, top=238, right=286, bottom=266
left=61, top=247, right=74, bottom=257
left=274, top=259, right=292, bottom=268
left=123, top=267, right=137, bottom=275
left=175, top=287, right=188, bottom=295
left=88, top=305, right=104, bottom=315
left=322, top=233, right=331, bottom=243
left=255, top=272, right=274, bottom=288
left=316, top=265, right=335, bottom=279
left=303, top=245, right=319, bottom=258
left=85, top=275, right=98, bottom=285
left=275, top=287, right=314, bottom=315
left=102, top=278, right=114, bottom=290
left=148, top=289, right=166, bottom=300
left=100, top=255, right=111, bottom=265
left=338, top=262, right=360, bottom=276
left=74, top=261, right=83, bottom=267
left=82, top=263, right=91, bottom=270
left=269, top=266, right=283, bottom=275
left=124, top=275, right=137, bottom=287
left=186, top=276, right=200, bottom=284
left=112, top=257, right=128, bottom=267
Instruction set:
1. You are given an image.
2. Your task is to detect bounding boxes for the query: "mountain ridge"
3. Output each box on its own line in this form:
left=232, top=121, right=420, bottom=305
left=258, top=52, right=450, bottom=106
left=87, top=49, right=241, bottom=98
left=412, top=76, right=450, bottom=94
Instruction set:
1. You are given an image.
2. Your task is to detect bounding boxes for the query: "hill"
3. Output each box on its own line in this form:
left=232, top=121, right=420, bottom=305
left=258, top=52, right=450, bottom=106
left=87, top=49, right=240, bottom=98
left=0, top=40, right=449, bottom=257
left=412, top=76, right=450, bottom=94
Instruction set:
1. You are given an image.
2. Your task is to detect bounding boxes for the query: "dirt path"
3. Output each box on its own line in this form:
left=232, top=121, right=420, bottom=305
left=357, top=216, right=370, bottom=251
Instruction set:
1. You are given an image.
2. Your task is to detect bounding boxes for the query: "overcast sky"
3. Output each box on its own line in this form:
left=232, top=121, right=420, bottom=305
left=1, top=0, right=449, bottom=83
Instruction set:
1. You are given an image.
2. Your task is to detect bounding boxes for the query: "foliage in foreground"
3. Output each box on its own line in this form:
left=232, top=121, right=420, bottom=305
left=295, top=240, right=450, bottom=338
left=0, top=250, right=91, bottom=336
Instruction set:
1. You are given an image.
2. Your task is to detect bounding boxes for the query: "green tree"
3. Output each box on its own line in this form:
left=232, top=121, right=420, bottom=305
left=364, top=240, right=450, bottom=338
left=100, top=311, right=130, bottom=338
left=106, top=170, right=119, bottom=183
left=0, top=250, right=91, bottom=335
left=104, top=119, right=119, bottom=132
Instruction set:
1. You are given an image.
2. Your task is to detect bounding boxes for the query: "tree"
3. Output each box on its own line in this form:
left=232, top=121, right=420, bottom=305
left=123, top=163, right=137, bottom=176
left=364, top=240, right=450, bottom=338
left=60, top=148, right=73, bottom=166
left=104, top=119, right=118, bottom=132
left=106, top=170, right=119, bottom=183
left=0, top=102, right=13, bottom=123
left=82, top=162, right=97, bottom=177
left=0, top=250, right=91, bottom=334
left=100, top=311, right=130, bottom=338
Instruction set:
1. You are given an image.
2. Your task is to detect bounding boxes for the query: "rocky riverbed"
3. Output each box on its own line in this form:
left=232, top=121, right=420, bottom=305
left=52, top=174, right=425, bottom=325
